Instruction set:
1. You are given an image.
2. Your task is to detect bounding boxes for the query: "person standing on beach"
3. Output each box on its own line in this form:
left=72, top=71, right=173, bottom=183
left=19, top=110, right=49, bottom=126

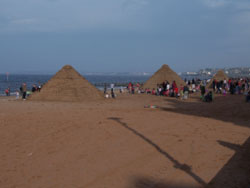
left=38, top=82, right=42, bottom=92
left=110, top=83, right=115, bottom=98
left=22, top=83, right=27, bottom=100
left=200, top=83, right=206, bottom=100
left=128, top=82, right=132, bottom=93
left=5, top=88, right=10, bottom=96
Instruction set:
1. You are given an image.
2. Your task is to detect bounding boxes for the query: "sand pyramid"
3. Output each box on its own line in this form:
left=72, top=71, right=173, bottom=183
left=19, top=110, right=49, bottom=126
left=206, top=70, right=229, bottom=88
left=30, top=65, right=104, bottom=102
left=143, top=64, right=186, bottom=89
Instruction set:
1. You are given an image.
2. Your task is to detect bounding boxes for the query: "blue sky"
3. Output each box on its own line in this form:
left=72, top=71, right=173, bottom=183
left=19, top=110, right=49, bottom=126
left=0, top=0, right=250, bottom=73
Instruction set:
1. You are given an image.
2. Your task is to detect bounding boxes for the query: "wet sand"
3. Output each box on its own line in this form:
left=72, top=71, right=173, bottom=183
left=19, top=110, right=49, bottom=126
left=0, top=93, right=249, bottom=188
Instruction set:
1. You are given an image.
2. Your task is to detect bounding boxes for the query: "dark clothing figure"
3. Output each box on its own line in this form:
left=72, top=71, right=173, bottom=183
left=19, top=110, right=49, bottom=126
left=216, top=81, right=221, bottom=94
left=204, top=91, right=213, bottom=102
left=22, top=83, right=27, bottom=99
left=183, top=86, right=189, bottom=93
left=32, top=85, right=37, bottom=92
left=230, top=83, right=235, bottom=95
left=246, top=91, right=250, bottom=102
left=104, top=84, right=107, bottom=94
left=111, top=88, right=115, bottom=98
left=200, top=85, right=206, bottom=98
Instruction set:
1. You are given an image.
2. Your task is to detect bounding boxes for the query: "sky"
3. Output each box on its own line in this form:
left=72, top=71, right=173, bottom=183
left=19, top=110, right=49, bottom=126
left=0, top=0, right=250, bottom=73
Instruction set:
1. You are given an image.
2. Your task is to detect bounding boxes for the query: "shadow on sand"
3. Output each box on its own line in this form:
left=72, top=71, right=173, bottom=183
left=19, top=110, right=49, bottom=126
left=108, top=117, right=207, bottom=187
left=160, top=95, right=250, bottom=128
left=108, top=117, right=250, bottom=188
left=131, top=137, right=250, bottom=188
left=130, top=178, right=197, bottom=188
left=207, top=136, right=250, bottom=188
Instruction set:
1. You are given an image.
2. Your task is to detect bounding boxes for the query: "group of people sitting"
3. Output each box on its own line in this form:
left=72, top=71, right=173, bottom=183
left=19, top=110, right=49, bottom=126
left=31, top=84, right=42, bottom=93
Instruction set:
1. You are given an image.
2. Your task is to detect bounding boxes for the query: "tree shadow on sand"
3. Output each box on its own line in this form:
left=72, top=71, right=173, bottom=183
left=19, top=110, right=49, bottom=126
left=160, top=95, right=250, bottom=128
left=108, top=117, right=207, bottom=187
left=108, top=117, right=250, bottom=188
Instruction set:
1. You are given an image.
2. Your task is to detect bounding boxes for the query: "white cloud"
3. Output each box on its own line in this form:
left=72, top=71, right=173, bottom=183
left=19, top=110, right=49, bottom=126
left=203, top=0, right=228, bottom=8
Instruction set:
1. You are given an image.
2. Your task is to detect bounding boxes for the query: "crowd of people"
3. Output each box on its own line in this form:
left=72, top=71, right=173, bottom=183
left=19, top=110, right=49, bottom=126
left=124, top=77, right=250, bottom=103
left=211, top=78, right=250, bottom=95
left=142, top=81, right=188, bottom=99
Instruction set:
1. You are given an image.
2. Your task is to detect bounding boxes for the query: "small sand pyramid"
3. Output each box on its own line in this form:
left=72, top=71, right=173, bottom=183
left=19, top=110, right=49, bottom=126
left=143, top=64, right=186, bottom=89
left=30, top=65, right=104, bottom=102
left=206, top=70, right=229, bottom=88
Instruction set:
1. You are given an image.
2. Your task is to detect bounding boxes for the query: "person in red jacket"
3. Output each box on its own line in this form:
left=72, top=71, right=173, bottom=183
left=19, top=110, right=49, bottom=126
left=5, top=88, right=10, bottom=96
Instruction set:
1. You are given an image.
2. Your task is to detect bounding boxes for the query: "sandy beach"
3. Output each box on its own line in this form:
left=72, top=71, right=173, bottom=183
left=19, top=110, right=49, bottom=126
left=0, top=93, right=249, bottom=188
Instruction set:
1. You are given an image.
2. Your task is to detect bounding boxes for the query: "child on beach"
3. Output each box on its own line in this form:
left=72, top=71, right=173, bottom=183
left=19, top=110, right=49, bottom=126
left=16, top=90, right=20, bottom=99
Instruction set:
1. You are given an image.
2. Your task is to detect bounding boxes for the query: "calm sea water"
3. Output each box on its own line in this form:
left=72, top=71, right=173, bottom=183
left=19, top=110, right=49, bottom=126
left=0, top=74, right=151, bottom=96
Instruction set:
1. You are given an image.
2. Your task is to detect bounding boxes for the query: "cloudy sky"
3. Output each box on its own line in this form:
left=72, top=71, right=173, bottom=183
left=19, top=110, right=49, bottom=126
left=0, top=0, right=250, bottom=73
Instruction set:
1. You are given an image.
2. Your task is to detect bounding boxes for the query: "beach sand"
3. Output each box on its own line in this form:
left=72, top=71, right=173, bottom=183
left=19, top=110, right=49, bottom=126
left=0, top=93, right=249, bottom=188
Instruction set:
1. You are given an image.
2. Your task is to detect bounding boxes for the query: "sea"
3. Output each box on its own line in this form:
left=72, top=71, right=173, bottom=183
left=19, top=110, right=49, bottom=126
left=0, top=74, right=151, bottom=96
left=0, top=74, right=209, bottom=96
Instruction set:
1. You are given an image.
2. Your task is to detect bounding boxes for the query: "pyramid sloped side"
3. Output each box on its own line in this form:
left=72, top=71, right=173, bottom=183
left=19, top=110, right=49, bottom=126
left=206, top=70, right=229, bottom=89
left=143, top=66, right=186, bottom=89
left=30, top=66, right=104, bottom=102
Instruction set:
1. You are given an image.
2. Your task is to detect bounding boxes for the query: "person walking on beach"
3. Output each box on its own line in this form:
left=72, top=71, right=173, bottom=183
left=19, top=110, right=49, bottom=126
left=22, top=83, right=27, bottom=100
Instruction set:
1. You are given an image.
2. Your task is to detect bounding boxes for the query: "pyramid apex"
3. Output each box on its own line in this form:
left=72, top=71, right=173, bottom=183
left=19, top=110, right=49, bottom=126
left=161, top=64, right=170, bottom=69
left=62, top=65, right=74, bottom=70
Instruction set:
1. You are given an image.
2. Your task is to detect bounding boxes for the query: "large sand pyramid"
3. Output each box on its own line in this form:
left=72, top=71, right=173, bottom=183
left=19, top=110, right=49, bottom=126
left=143, top=64, right=186, bottom=89
left=206, top=70, right=229, bottom=88
left=30, top=65, right=104, bottom=102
